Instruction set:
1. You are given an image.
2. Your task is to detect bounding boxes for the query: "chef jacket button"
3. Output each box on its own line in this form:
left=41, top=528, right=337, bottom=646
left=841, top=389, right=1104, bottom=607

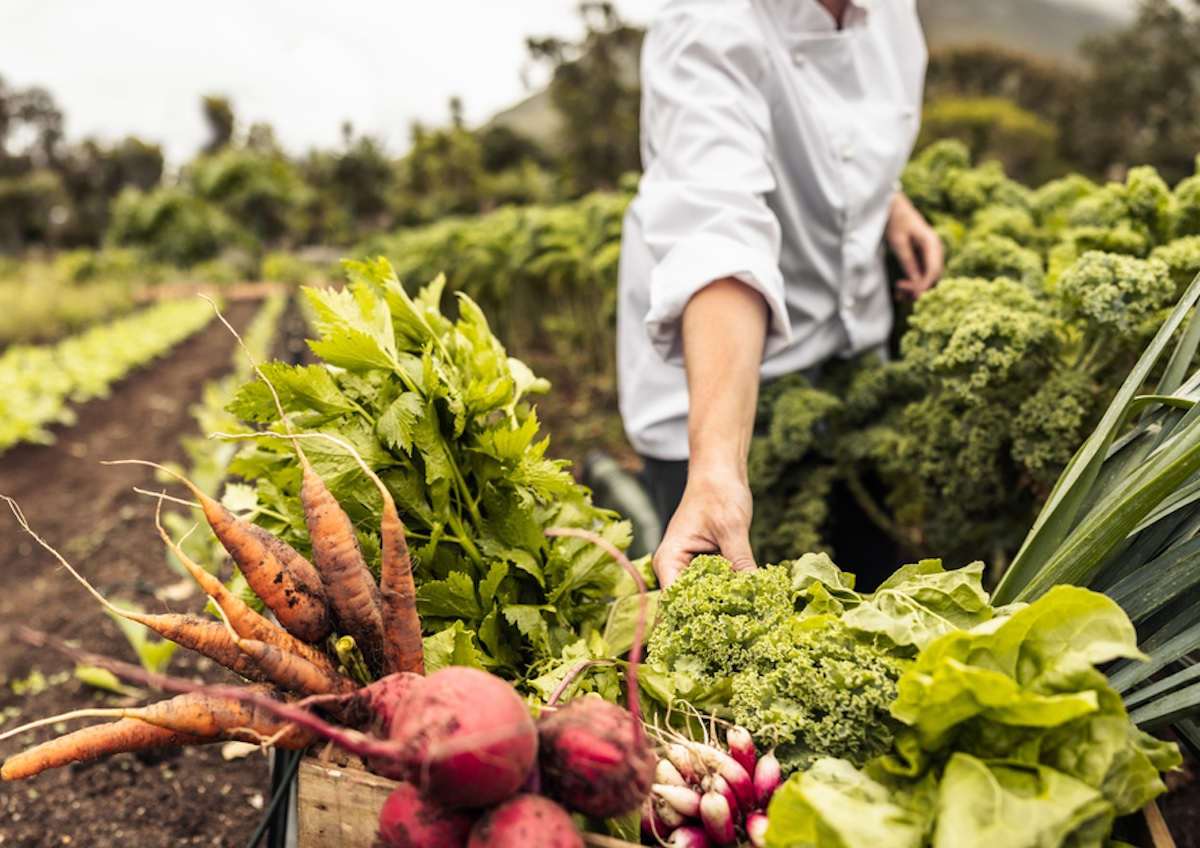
left=791, top=49, right=806, bottom=65
left=841, top=148, right=855, bottom=162
left=842, top=295, right=856, bottom=310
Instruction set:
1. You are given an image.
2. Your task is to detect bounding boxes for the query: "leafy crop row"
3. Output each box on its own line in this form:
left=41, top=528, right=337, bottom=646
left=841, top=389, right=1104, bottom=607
left=0, top=298, right=216, bottom=455
left=352, top=189, right=630, bottom=378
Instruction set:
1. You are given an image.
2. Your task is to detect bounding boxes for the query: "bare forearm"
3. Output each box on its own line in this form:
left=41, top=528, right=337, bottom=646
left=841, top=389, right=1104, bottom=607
left=682, top=276, right=768, bottom=481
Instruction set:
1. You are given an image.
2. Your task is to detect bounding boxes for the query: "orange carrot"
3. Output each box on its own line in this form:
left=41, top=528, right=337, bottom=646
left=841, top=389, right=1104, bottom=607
left=377, top=487, right=424, bottom=676
left=105, top=460, right=333, bottom=643
left=209, top=304, right=425, bottom=679
left=227, top=431, right=426, bottom=678
left=297, top=454, right=387, bottom=676
left=231, top=633, right=359, bottom=698
left=0, top=688, right=317, bottom=753
left=151, top=499, right=342, bottom=679
left=1, top=718, right=212, bottom=780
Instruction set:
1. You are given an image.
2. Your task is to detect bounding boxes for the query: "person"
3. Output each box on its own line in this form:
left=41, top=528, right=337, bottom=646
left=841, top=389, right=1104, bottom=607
left=615, top=0, right=945, bottom=589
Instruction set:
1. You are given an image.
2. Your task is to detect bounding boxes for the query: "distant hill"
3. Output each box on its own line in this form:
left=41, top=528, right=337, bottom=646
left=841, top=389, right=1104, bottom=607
left=484, top=0, right=1130, bottom=150
left=917, top=0, right=1127, bottom=64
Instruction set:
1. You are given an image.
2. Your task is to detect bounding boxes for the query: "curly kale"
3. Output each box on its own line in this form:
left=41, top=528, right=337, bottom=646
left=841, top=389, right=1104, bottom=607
left=728, top=616, right=905, bottom=772
left=1173, top=163, right=1200, bottom=237
left=944, top=233, right=1045, bottom=288
left=899, top=277, right=1059, bottom=398
left=1055, top=250, right=1174, bottom=338
left=1031, top=172, right=1099, bottom=230
left=1011, top=369, right=1098, bottom=489
left=1149, top=235, right=1200, bottom=290
left=645, top=556, right=908, bottom=774
left=645, top=556, right=795, bottom=684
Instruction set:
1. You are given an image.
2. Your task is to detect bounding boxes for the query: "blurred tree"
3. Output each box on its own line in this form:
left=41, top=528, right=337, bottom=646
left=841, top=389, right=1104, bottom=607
left=0, top=79, right=63, bottom=173
left=106, top=184, right=247, bottom=266
left=1073, top=0, right=1200, bottom=183
left=393, top=103, right=488, bottom=223
left=0, top=168, right=67, bottom=252
left=298, top=122, right=397, bottom=244
left=526, top=1, right=642, bottom=195
left=54, top=137, right=164, bottom=247
left=187, top=145, right=312, bottom=249
left=202, top=94, right=236, bottom=154
left=916, top=98, right=1068, bottom=185
left=923, top=45, right=1090, bottom=184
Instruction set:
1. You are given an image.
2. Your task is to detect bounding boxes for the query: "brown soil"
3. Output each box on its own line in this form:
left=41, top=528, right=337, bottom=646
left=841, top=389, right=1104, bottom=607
left=0, top=290, right=1194, bottom=848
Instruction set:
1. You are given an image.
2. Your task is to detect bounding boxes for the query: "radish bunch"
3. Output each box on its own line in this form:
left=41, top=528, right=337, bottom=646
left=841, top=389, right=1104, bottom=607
left=641, top=728, right=782, bottom=848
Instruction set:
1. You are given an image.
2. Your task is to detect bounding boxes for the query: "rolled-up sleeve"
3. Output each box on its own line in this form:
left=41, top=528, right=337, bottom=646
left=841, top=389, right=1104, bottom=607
left=637, top=10, right=793, bottom=364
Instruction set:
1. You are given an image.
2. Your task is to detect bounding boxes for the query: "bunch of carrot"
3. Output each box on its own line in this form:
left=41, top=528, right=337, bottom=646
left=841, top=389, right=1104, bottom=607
left=0, top=420, right=425, bottom=780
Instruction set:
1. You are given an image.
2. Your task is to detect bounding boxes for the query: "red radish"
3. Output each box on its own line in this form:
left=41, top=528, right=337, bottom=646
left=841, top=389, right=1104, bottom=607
left=664, top=742, right=708, bottom=786
left=753, top=748, right=783, bottom=809
left=536, top=694, right=655, bottom=818
left=725, top=725, right=757, bottom=777
left=466, top=794, right=582, bottom=848
left=377, top=781, right=475, bottom=847
left=377, top=666, right=537, bottom=809
left=703, top=773, right=739, bottom=821
left=671, top=740, right=754, bottom=815
left=656, top=756, right=690, bottom=788
left=699, top=788, right=736, bottom=846
left=641, top=792, right=682, bottom=842
left=667, top=827, right=715, bottom=848
left=745, top=812, right=769, bottom=848
left=653, top=782, right=703, bottom=819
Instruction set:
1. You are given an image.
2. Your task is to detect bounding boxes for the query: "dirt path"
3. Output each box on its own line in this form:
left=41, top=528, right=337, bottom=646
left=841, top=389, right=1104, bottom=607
left=0, top=298, right=277, bottom=847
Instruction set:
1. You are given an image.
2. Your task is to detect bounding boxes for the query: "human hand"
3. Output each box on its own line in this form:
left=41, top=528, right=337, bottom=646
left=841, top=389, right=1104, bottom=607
left=887, top=192, right=944, bottom=300
left=651, top=466, right=757, bottom=589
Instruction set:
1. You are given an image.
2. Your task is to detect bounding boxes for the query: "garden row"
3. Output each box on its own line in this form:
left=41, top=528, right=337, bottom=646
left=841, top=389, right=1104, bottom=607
left=0, top=297, right=218, bottom=455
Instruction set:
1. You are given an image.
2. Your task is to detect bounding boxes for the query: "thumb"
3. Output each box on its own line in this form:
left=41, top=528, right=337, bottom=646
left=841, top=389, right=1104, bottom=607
left=722, top=541, right=758, bottom=574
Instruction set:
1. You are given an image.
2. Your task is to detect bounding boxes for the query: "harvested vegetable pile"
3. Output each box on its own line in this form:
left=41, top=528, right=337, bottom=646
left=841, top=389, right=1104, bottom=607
left=0, top=266, right=653, bottom=846
left=636, top=555, right=1183, bottom=848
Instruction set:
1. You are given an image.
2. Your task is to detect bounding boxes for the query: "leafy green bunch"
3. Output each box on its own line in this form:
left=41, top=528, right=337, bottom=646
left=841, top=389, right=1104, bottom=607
left=226, top=259, right=638, bottom=685
left=764, top=587, right=1182, bottom=848
left=642, top=554, right=996, bottom=775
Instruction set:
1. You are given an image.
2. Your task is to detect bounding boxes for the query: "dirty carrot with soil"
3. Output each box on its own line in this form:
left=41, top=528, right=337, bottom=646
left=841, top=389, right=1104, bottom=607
left=0, top=687, right=317, bottom=751
left=150, top=497, right=343, bottom=679
left=296, top=451, right=388, bottom=677
left=1, top=718, right=214, bottom=780
left=105, top=459, right=333, bottom=643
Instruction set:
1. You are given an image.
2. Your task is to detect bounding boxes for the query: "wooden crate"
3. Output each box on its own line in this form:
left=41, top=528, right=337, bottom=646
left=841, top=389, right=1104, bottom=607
left=296, top=753, right=398, bottom=848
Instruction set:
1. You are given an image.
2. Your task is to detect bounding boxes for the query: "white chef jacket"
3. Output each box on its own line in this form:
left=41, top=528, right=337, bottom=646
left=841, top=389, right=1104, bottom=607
left=616, top=0, right=927, bottom=460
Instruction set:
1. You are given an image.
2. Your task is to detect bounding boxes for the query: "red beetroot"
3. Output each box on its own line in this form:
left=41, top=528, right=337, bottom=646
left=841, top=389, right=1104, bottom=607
left=466, top=794, right=583, bottom=848
left=377, top=781, right=475, bottom=847
left=537, top=694, right=656, bottom=818
left=376, top=666, right=538, bottom=809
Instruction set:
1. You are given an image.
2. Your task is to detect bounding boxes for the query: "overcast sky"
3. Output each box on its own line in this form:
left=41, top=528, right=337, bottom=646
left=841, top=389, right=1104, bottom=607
left=0, top=0, right=1133, bottom=167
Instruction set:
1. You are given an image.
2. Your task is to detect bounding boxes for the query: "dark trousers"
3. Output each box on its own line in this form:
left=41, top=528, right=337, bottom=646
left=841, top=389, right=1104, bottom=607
left=637, top=455, right=689, bottom=529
